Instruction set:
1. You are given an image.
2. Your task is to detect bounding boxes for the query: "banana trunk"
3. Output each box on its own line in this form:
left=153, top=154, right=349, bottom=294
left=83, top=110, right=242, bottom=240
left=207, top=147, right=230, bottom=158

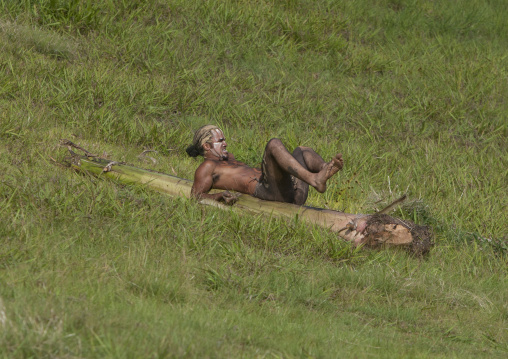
left=68, top=151, right=432, bottom=254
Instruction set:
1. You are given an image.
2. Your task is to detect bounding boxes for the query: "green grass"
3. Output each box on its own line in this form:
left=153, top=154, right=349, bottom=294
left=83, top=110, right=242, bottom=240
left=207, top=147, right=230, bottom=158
left=0, top=0, right=507, bottom=357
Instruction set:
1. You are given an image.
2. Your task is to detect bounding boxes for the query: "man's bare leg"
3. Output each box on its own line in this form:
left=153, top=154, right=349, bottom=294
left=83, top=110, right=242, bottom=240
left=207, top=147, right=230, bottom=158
left=292, top=146, right=325, bottom=205
left=257, top=139, right=343, bottom=203
left=294, top=146, right=342, bottom=172
left=293, top=146, right=343, bottom=205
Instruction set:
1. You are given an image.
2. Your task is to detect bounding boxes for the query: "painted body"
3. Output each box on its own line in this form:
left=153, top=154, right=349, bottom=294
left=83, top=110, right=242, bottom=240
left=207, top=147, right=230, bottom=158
left=190, top=128, right=344, bottom=206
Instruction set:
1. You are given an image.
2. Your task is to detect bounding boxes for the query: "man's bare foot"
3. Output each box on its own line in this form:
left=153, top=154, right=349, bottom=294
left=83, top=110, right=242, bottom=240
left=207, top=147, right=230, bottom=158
left=314, top=154, right=343, bottom=193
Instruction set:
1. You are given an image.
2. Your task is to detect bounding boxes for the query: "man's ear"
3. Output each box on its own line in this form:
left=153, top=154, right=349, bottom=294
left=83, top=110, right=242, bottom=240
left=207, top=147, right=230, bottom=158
left=202, top=142, right=211, bottom=151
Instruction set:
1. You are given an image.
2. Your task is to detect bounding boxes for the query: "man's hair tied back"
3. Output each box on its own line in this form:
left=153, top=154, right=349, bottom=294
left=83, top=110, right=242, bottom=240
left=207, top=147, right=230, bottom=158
left=186, top=124, right=219, bottom=157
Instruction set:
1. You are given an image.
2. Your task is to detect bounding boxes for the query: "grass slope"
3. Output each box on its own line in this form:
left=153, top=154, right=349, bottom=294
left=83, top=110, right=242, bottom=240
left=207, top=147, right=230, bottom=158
left=0, top=0, right=507, bottom=357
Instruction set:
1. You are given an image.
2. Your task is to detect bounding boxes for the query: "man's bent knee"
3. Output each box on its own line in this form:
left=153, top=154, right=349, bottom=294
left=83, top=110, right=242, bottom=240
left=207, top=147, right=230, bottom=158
left=292, top=146, right=311, bottom=155
left=265, top=138, right=285, bottom=153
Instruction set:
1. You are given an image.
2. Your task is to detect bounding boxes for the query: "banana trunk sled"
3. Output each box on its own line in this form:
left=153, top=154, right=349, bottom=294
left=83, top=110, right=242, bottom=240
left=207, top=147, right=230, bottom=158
left=62, top=140, right=433, bottom=255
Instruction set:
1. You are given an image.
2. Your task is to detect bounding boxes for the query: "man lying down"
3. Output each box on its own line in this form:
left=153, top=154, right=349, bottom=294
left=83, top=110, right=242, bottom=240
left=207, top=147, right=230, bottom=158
left=186, top=125, right=344, bottom=206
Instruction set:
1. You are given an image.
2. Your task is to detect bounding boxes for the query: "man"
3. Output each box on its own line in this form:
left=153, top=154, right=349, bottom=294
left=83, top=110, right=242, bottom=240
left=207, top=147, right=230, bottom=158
left=186, top=125, right=344, bottom=205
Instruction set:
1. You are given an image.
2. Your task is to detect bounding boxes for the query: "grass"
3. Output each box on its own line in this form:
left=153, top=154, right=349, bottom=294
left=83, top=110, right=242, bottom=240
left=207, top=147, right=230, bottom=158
left=0, top=0, right=507, bottom=357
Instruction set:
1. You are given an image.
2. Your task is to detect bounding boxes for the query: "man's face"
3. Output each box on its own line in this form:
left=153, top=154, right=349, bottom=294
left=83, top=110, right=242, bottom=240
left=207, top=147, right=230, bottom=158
left=208, top=129, right=228, bottom=160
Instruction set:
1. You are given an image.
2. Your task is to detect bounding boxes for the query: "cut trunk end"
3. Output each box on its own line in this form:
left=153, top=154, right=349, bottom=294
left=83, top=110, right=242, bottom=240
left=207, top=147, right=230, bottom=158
left=358, top=214, right=433, bottom=255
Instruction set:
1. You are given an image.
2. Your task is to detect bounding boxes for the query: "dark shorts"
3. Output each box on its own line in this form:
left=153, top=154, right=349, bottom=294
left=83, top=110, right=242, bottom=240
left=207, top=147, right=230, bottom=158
left=252, top=151, right=299, bottom=203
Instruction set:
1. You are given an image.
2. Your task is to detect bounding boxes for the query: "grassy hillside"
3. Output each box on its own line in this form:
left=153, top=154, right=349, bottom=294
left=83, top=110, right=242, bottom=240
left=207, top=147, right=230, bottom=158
left=0, top=0, right=507, bottom=357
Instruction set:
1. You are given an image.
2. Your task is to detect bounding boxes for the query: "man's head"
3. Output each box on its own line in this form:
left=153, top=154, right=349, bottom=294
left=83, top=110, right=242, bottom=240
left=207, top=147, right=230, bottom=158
left=186, top=125, right=229, bottom=160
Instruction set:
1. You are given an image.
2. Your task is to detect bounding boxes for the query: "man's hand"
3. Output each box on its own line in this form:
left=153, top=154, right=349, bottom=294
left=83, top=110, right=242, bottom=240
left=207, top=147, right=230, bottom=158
left=220, top=191, right=239, bottom=205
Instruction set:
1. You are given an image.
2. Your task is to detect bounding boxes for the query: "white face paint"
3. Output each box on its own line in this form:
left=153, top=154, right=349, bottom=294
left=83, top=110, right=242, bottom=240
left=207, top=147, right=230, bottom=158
left=209, top=129, right=228, bottom=160
left=213, top=141, right=223, bottom=153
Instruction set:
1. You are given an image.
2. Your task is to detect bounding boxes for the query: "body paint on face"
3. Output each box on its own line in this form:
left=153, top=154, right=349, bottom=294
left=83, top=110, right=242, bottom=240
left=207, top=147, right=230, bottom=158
left=210, top=129, right=228, bottom=160
left=212, top=141, right=224, bottom=155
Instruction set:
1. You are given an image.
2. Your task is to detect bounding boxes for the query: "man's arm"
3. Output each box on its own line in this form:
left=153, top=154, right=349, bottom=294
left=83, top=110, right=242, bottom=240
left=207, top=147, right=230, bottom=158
left=191, top=161, right=238, bottom=205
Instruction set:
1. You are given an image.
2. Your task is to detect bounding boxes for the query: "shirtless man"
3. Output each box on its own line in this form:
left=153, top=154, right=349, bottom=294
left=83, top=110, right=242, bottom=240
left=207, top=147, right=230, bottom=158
left=186, top=125, right=344, bottom=205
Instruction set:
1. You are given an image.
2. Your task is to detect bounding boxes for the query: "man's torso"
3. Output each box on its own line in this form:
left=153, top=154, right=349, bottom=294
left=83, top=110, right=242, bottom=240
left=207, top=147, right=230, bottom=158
left=205, top=159, right=261, bottom=195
